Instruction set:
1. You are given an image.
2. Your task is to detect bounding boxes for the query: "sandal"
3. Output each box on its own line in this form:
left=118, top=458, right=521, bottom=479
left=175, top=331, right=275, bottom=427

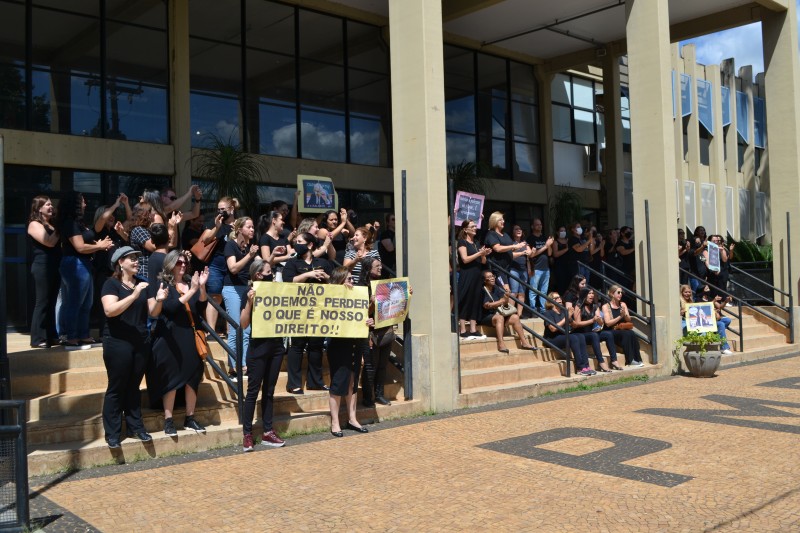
left=611, top=363, right=624, bottom=370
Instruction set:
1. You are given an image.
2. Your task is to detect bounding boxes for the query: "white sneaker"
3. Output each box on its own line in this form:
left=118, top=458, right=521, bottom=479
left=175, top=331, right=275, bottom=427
left=629, top=361, right=645, bottom=368
left=722, top=349, right=733, bottom=355
left=475, top=334, right=487, bottom=340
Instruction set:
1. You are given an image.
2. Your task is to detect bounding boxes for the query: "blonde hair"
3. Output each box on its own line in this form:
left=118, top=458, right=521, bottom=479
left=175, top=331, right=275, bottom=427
left=679, top=284, right=693, bottom=303
left=219, top=196, right=240, bottom=211
left=545, top=291, right=560, bottom=311
left=607, top=284, right=623, bottom=299
left=488, top=211, right=504, bottom=231
left=229, top=216, right=252, bottom=240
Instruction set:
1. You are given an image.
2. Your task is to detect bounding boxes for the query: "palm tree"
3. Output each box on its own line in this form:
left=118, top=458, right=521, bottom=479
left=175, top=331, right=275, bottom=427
left=547, top=188, right=583, bottom=234
left=193, top=134, right=266, bottom=215
left=447, top=160, right=494, bottom=196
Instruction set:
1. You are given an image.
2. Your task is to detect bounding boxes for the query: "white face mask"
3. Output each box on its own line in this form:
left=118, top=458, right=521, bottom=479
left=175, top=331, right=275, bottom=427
left=576, top=227, right=583, bottom=236
left=558, top=231, right=566, bottom=239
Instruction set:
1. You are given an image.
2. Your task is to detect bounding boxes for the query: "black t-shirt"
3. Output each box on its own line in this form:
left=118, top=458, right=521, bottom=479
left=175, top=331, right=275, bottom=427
left=542, top=308, right=566, bottom=339
left=481, top=284, right=505, bottom=310
left=484, top=231, right=514, bottom=273
left=259, top=233, right=289, bottom=262
left=282, top=256, right=333, bottom=283
left=95, top=227, right=126, bottom=275
left=205, top=220, right=233, bottom=257
left=148, top=251, right=167, bottom=285
left=101, top=277, right=149, bottom=343
left=526, top=233, right=549, bottom=271
left=29, top=222, right=61, bottom=265
left=61, top=218, right=95, bottom=258
left=618, top=239, right=635, bottom=275
left=568, top=235, right=590, bottom=266
left=182, top=225, right=206, bottom=272
left=378, top=229, right=396, bottom=271
left=224, top=240, right=254, bottom=286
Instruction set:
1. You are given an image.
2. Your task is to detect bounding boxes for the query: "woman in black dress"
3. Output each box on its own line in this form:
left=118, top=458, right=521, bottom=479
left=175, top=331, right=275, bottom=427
left=552, top=225, right=570, bottom=294
left=601, top=284, right=644, bottom=368
left=27, top=196, right=61, bottom=348
left=239, top=258, right=286, bottom=451
left=148, top=250, right=209, bottom=436
left=327, top=267, right=371, bottom=437
left=457, top=219, right=490, bottom=340
left=100, top=246, right=152, bottom=448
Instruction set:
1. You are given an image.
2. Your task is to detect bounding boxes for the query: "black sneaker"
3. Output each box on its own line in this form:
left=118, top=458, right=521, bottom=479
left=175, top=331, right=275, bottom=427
left=184, top=416, right=206, bottom=434
left=127, top=430, right=153, bottom=442
left=164, top=417, right=177, bottom=436
left=107, top=437, right=121, bottom=449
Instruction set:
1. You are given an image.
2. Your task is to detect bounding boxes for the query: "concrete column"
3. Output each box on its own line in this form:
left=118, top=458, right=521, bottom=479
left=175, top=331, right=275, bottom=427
left=683, top=46, right=702, bottom=226
left=169, top=0, right=192, bottom=193
left=706, top=65, right=728, bottom=236
left=625, top=0, right=681, bottom=371
left=762, top=2, right=800, bottom=317
left=537, top=67, right=556, bottom=224
left=721, top=59, right=741, bottom=239
left=388, top=0, right=457, bottom=411
left=602, top=52, right=625, bottom=227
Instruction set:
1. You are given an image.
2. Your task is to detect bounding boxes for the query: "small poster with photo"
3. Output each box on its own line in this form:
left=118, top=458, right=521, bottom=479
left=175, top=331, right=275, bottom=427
left=685, top=302, right=717, bottom=333
left=706, top=241, right=720, bottom=273
left=297, top=175, right=337, bottom=213
left=454, top=191, right=485, bottom=229
left=370, top=278, right=411, bottom=329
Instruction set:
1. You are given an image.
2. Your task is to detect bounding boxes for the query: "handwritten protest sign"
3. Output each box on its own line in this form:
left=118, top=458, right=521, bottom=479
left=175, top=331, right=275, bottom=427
left=454, top=191, right=485, bottom=229
left=252, top=282, right=369, bottom=338
left=684, top=302, right=717, bottom=333
left=370, top=278, right=411, bottom=328
left=706, top=241, right=720, bottom=273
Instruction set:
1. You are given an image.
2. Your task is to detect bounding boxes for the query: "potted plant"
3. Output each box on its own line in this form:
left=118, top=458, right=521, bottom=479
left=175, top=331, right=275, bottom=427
left=675, top=330, right=723, bottom=378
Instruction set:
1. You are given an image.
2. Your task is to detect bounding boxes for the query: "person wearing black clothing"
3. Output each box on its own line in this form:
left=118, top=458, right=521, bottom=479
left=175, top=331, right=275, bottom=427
left=58, top=191, right=114, bottom=350
left=199, top=196, right=237, bottom=340
left=542, top=292, right=594, bottom=375
left=283, top=232, right=332, bottom=394
left=378, top=213, right=396, bottom=274
left=484, top=211, right=525, bottom=290
left=240, top=258, right=286, bottom=451
left=567, top=221, right=592, bottom=281
left=480, top=271, right=537, bottom=354
left=146, top=224, right=170, bottom=287
left=147, top=250, right=208, bottom=435
left=705, top=234, right=730, bottom=298
left=316, top=208, right=353, bottom=264
left=562, top=274, right=587, bottom=311
left=257, top=211, right=292, bottom=280
left=181, top=214, right=206, bottom=273
left=677, top=229, right=692, bottom=286
left=616, top=226, right=636, bottom=284
left=588, top=226, right=604, bottom=286
left=223, top=217, right=259, bottom=378
left=571, top=288, right=614, bottom=372
left=27, top=196, right=61, bottom=348
left=457, top=219, right=490, bottom=340
left=100, top=247, right=152, bottom=448
left=508, top=225, right=531, bottom=316
left=92, top=198, right=130, bottom=337
left=688, top=225, right=708, bottom=293
left=552, top=226, right=570, bottom=294
left=601, top=284, right=644, bottom=367
left=526, top=219, right=553, bottom=312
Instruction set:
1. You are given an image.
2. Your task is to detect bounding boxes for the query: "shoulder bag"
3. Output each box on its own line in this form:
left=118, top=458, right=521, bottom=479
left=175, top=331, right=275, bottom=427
left=179, top=291, right=210, bottom=360
left=484, top=287, right=516, bottom=317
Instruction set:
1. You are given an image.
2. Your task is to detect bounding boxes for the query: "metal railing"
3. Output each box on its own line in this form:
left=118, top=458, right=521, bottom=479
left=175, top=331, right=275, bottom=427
left=201, top=298, right=244, bottom=423
left=679, top=267, right=744, bottom=350
left=485, top=258, right=574, bottom=377
left=726, top=264, right=793, bottom=343
left=0, top=401, right=29, bottom=531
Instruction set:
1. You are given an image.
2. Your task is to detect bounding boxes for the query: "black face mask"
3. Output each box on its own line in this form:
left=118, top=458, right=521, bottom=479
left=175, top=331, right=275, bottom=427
left=294, top=243, right=309, bottom=257
left=263, top=274, right=274, bottom=282
left=624, top=232, right=632, bottom=239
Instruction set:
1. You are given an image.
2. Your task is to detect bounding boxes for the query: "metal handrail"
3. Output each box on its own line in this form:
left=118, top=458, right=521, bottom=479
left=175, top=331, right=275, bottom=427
left=729, top=263, right=791, bottom=299
left=203, top=297, right=244, bottom=423
left=600, top=259, right=635, bottom=284
left=485, top=258, right=574, bottom=376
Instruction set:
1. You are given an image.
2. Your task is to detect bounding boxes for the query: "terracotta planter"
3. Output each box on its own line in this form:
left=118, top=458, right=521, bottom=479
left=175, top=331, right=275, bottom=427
left=682, top=343, right=722, bottom=377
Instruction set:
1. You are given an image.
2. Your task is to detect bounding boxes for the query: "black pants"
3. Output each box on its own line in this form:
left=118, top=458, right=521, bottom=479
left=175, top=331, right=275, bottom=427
left=243, top=340, right=285, bottom=435
left=611, top=329, right=642, bottom=365
left=362, top=329, right=393, bottom=401
left=102, top=336, right=150, bottom=440
left=29, top=261, right=60, bottom=346
left=287, top=336, right=324, bottom=390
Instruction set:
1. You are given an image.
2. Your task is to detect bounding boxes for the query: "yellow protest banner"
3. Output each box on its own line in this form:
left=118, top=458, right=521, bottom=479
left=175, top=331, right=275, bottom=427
left=370, top=277, right=411, bottom=328
left=251, top=282, right=369, bottom=338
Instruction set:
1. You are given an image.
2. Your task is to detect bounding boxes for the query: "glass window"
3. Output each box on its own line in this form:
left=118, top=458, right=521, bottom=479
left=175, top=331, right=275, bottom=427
left=350, top=117, right=384, bottom=166
left=446, top=132, right=476, bottom=166
left=245, top=0, right=295, bottom=55
left=684, top=181, right=696, bottom=233
left=700, top=183, right=716, bottom=235
left=552, top=73, right=571, bottom=105
left=299, top=59, right=345, bottom=113
left=491, top=97, right=507, bottom=138
left=247, top=47, right=295, bottom=154
left=191, top=91, right=241, bottom=145
left=552, top=105, right=571, bottom=142
left=259, top=103, right=296, bottom=157
left=512, top=102, right=538, bottom=144
left=478, top=54, right=506, bottom=97
left=513, top=142, right=540, bottom=182
left=574, top=109, right=595, bottom=145
left=510, top=61, right=536, bottom=104
left=349, top=72, right=390, bottom=166
left=739, top=187, right=751, bottom=239
left=725, top=186, right=735, bottom=238
left=492, top=139, right=507, bottom=172
left=572, top=77, right=594, bottom=110
left=299, top=10, right=343, bottom=65
left=0, top=0, right=26, bottom=130
left=446, top=92, right=475, bottom=134
left=300, top=109, right=345, bottom=162
left=190, top=37, right=242, bottom=145
left=347, top=21, right=388, bottom=74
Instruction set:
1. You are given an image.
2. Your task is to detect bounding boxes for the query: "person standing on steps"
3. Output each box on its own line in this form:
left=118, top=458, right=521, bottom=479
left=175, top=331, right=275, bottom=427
left=27, top=195, right=61, bottom=349
left=239, top=258, right=286, bottom=451
left=100, top=247, right=152, bottom=448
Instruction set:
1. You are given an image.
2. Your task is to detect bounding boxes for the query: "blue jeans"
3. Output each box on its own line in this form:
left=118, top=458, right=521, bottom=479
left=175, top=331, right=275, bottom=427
left=58, top=256, right=93, bottom=340
left=717, top=316, right=731, bottom=350
left=222, top=285, right=251, bottom=369
left=508, top=268, right=528, bottom=295
left=528, top=269, right=550, bottom=311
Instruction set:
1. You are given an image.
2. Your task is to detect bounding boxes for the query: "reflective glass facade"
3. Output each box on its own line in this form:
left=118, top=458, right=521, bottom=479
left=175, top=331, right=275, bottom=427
left=0, top=0, right=169, bottom=142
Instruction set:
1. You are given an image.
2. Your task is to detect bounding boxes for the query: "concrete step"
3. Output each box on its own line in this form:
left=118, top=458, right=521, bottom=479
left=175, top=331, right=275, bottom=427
left=26, top=399, right=424, bottom=477
left=461, top=361, right=564, bottom=389
left=460, top=347, right=562, bottom=371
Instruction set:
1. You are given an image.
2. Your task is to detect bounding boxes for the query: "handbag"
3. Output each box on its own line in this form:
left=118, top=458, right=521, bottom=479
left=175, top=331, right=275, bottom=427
left=484, top=287, right=517, bottom=317
left=180, top=294, right=210, bottom=360
left=614, top=322, right=634, bottom=330
left=190, top=232, right=217, bottom=264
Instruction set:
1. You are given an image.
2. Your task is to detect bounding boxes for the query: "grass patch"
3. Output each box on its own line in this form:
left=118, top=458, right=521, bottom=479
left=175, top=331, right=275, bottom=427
left=538, top=375, right=648, bottom=397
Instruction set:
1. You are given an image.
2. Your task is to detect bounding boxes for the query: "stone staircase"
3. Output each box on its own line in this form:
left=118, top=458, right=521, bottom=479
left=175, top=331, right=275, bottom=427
left=7, top=335, right=420, bottom=476
left=457, top=307, right=796, bottom=409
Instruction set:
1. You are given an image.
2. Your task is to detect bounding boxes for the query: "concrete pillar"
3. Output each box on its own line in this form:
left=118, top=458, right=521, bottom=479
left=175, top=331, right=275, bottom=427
left=625, top=0, right=681, bottom=370
left=706, top=65, right=728, bottom=236
left=602, top=52, right=625, bottom=227
left=683, top=45, right=702, bottom=228
left=388, top=0, right=457, bottom=411
left=721, top=59, right=741, bottom=239
left=169, top=0, right=192, bottom=193
left=762, top=1, right=800, bottom=319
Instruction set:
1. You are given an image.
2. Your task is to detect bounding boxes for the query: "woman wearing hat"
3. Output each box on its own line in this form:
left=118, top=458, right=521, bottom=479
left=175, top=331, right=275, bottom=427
left=100, top=246, right=152, bottom=448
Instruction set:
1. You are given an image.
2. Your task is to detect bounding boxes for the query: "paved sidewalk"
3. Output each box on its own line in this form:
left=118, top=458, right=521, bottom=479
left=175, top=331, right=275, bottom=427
left=29, top=353, right=800, bottom=532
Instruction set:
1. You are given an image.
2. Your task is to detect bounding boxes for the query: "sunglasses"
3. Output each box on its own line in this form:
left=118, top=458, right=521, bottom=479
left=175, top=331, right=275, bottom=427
left=166, top=195, right=178, bottom=201
left=176, top=260, right=187, bottom=266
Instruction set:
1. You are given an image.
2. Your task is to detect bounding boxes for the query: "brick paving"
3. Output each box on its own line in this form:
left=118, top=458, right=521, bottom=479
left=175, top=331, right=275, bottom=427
left=29, top=353, right=800, bottom=532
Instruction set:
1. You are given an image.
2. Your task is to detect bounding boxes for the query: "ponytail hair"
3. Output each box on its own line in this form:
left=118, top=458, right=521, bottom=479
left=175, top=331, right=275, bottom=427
left=229, top=216, right=252, bottom=241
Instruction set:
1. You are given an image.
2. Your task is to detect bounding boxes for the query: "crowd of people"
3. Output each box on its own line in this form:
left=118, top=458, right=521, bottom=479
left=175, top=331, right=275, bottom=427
left=26, top=188, right=398, bottom=450
left=453, top=212, right=738, bottom=367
